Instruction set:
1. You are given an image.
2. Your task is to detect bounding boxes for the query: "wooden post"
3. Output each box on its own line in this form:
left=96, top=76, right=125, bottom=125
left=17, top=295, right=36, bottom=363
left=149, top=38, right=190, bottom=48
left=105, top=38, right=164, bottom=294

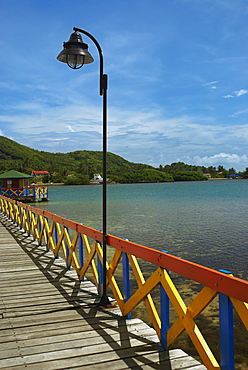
left=160, top=250, right=170, bottom=349
left=97, top=240, right=103, bottom=296
left=219, top=269, right=234, bottom=370
left=79, top=233, right=84, bottom=281
left=122, top=251, right=131, bottom=319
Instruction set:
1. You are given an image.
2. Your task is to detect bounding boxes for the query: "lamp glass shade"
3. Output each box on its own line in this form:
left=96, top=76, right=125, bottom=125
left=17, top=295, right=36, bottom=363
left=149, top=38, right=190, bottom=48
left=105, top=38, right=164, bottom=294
left=66, top=54, right=85, bottom=69
left=57, top=31, right=94, bottom=69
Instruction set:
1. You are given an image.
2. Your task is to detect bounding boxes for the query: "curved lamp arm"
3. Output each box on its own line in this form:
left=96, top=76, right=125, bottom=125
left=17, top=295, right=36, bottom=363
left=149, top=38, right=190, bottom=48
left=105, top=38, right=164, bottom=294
left=73, top=27, right=106, bottom=96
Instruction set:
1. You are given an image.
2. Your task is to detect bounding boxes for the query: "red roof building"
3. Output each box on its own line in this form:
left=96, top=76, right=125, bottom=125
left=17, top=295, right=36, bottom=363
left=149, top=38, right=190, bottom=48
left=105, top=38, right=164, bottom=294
left=31, top=171, right=49, bottom=177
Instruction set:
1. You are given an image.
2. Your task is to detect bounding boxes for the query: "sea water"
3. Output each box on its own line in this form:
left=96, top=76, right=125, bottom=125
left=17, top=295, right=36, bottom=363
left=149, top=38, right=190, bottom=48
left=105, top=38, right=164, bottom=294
left=37, top=180, right=248, bottom=280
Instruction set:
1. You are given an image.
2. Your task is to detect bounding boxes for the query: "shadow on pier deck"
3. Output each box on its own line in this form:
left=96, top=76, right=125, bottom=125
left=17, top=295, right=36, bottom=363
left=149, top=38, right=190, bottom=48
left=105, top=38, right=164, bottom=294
left=0, top=215, right=205, bottom=370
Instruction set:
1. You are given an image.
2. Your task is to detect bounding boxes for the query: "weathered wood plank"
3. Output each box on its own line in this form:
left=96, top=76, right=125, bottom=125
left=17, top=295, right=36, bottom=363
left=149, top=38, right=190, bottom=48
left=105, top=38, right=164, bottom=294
left=0, top=215, right=206, bottom=369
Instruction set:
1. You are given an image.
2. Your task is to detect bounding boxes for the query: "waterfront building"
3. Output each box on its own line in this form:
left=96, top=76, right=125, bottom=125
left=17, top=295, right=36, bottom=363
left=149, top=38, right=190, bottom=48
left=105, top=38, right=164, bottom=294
left=0, top=170, right=48, bottom=202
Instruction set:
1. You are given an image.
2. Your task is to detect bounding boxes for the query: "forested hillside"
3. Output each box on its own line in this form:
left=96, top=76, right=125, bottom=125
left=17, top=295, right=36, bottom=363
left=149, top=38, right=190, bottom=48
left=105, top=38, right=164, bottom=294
left=0, top=136, right=173, bottom=183
left=1, top=136, right=246, bottom=183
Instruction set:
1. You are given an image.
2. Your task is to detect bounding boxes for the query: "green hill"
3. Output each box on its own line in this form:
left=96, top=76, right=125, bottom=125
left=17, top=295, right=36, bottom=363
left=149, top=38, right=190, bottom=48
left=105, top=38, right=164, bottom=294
left=4, top=135, right=240, bottom=182
left=0, top=136, right=173, bottom=183
left=5, top=136, right=238, bottom=182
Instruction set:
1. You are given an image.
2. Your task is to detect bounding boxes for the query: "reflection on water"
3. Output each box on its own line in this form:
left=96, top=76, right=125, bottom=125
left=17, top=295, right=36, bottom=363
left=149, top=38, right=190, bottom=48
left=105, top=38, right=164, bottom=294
left=35, top=181, right=248, bottom=366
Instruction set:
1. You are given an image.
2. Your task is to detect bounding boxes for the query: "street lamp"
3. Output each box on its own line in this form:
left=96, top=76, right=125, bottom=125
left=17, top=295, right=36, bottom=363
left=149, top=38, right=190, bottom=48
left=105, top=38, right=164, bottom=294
left=57, top=27, right=111, bottom=307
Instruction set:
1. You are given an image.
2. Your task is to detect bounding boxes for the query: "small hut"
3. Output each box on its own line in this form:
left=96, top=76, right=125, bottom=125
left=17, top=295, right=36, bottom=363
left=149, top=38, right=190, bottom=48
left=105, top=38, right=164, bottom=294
left=0, top=170, right=48, bottom=202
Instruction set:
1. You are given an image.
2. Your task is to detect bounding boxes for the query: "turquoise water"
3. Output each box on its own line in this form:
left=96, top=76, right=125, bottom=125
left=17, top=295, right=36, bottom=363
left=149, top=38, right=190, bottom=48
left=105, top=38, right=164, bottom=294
left=36, top=180, right=248, bottom=281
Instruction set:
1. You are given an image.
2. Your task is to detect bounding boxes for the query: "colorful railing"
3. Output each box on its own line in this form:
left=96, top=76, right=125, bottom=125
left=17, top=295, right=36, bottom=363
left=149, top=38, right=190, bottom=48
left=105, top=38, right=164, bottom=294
left=0, top=194, right=247, bottom=370
left=0, top=186, right=48, bottom=200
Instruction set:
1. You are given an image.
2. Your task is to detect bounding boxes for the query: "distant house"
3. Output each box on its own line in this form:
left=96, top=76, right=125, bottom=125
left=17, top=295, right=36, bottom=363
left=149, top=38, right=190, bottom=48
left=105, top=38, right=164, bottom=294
left=92, top=174, right=110, bottom=183
left=203, top=173, right=211, bottom=178
left=93, top=174, right=103, bottom=182
left=31, top=171, right=49, bottom=178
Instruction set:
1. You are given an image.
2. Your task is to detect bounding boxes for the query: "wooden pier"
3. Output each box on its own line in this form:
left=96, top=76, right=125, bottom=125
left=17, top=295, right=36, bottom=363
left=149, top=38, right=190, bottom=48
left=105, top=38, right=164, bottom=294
left=0, top=214, right=206, bottom=370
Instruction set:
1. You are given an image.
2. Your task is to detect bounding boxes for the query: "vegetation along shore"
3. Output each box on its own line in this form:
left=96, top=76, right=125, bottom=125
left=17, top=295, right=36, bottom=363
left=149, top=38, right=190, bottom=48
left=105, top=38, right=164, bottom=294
left=0, top=136, right=247, bottom=184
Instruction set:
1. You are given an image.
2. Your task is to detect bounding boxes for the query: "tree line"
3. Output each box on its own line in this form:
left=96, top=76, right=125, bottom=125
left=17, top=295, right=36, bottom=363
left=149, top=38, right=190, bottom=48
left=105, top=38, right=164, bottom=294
left=0, top=136, right=247, bottom=184
left=159, top=162, right=248, bottom=179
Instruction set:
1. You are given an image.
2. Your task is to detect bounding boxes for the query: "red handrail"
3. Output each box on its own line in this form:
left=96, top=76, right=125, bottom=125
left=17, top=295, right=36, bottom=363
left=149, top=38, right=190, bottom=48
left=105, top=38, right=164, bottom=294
left=5, top=196, right=247, bottom=304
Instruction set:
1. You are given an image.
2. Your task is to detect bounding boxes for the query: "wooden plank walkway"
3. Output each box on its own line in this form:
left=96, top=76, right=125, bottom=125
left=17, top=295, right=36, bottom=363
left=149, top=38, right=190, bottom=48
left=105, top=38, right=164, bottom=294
left=0, top=214, right=206, bottom=369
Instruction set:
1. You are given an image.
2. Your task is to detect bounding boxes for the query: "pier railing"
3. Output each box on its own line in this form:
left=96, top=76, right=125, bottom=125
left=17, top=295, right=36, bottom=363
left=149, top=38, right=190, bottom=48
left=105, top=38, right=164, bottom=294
left=0, top=186, right=48, bottom=201
left=0, top=194, right=247, bottom=370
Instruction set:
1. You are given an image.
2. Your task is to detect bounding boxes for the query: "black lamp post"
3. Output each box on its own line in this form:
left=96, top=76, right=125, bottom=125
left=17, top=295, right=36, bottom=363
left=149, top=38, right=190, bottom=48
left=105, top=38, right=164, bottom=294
left=57, top=27, right=111, bottom=307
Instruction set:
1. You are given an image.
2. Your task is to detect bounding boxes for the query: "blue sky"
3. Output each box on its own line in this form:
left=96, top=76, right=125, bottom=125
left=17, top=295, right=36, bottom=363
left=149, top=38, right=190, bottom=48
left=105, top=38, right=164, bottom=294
left=0, top=0, right=248, bottom=171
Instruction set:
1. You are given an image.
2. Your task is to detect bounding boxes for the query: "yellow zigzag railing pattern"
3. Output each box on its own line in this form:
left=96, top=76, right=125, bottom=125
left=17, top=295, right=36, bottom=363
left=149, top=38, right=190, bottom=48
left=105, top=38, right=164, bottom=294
left=0, top=195, right=248, bottom=370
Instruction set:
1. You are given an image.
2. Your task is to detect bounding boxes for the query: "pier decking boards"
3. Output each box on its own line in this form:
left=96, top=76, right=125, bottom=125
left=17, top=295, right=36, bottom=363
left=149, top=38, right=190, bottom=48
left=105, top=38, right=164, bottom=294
left=0, top=214, right=206, bottom=370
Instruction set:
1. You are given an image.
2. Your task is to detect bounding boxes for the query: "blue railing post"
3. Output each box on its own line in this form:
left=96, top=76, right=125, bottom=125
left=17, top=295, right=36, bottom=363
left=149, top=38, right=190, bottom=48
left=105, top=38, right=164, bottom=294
left=160, top=250, right=170, bottom=350
left=45, top=218, right=49, bottom=251
left=218, top=269, right=235, bottom=370
left=54, top=222, right=59, bottom=257
left=122, top=250, right=131, bottom=319
left=19, top=206, right=22, bottom=229
left=97, top=234, right=103, bottom=296
left=97, top=254, right=103, bottom=296
left=65, top=225, right=70, bottom=269
left=79, top=233, right=84, bottom=281
left=13, top=201, right=17, bottom=225
left=38, top=216, right=42, bottom=245
left=27, top=211, right=31, bottom=236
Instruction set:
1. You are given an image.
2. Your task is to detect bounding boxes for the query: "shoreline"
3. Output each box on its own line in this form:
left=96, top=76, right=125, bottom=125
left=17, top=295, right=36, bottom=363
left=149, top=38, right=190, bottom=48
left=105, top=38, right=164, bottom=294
left=36, top=177, right=246, bottom=187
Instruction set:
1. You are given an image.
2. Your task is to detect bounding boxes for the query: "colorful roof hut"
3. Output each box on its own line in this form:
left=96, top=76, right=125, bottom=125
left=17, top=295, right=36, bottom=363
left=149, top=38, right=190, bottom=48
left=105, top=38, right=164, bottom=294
left=0, top=170, right=48, bottom=202
left=0, top=170, right=31, bottom=188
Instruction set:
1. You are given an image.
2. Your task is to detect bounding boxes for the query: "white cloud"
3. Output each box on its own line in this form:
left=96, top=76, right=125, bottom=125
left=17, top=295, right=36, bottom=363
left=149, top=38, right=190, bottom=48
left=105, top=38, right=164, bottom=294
left=202, top=81, right=219, bottom=86
left=186, top=153, right=248, bottom=166
left=0, top=100, right=103, bottom=136
left=223, top=89, right=248, bottom=98
left=202, top=81, right=218, bottom=91
left=231, top=109, right=248, bottom=117
left=66, top=124, right=75, bottom=132
left=235, top=89, right=248, bottom=97
left=45, top=137, right=69, bottom=142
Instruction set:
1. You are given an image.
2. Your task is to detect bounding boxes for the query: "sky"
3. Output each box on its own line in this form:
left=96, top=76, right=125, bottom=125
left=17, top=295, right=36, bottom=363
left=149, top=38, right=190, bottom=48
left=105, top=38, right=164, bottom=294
left=0, top=0, right=248, bottom=171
